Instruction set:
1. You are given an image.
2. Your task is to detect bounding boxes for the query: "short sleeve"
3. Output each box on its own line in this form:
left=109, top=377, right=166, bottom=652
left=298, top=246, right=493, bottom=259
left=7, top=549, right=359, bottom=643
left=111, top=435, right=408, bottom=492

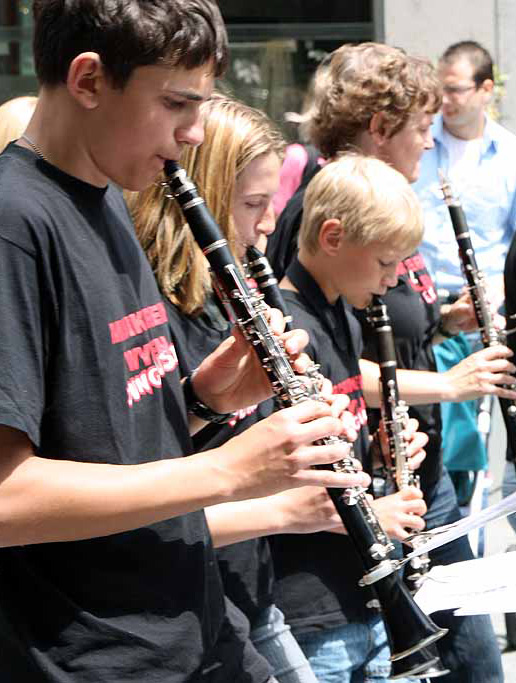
left=0, top=235, right=46, bottom=446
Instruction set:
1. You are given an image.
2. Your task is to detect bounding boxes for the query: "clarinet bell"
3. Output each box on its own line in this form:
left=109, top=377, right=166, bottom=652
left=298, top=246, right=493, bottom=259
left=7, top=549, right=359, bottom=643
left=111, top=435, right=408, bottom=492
left=389, top=645, right=450, bottom=680
left=376, top=574, right=447, bottom=661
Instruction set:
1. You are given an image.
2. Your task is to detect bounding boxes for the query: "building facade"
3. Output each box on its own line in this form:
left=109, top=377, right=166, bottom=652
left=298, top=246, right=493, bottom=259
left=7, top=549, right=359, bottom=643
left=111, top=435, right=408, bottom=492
left=1, top=1, right=515, bottom=135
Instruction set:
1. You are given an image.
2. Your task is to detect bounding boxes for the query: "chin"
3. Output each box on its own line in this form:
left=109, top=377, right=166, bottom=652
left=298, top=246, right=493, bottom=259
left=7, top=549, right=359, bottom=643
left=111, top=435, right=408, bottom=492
left=352, top=296, right=370, bottom=310
left=407, top=167, right=419, bottom=184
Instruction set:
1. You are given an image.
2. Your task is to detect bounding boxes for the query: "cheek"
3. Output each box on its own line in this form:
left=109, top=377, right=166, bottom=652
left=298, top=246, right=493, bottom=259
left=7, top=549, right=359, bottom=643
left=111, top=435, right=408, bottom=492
left=232, top=211, right=253, bottom=242
left=355, top=261, right=377, bottom=285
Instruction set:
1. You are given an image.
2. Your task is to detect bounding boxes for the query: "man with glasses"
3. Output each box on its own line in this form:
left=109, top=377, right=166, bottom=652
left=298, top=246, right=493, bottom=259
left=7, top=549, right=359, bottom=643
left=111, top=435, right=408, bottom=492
left=414, top=42, right=516, bottom=624
left=414, top=40, right=516, bottom=309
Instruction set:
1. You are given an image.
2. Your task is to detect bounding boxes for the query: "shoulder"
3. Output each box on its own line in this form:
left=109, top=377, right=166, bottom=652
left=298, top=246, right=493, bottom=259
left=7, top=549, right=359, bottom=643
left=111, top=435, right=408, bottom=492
left=489, top=118, right=516, bottom=145
left=283, top=143, right=309, bottom=168
left=0, top=151, right=52, bottom=255
left=276, top=186, right=306, bottom=229
left=281, top=290, right=332, bottom=357
left=281, top=289, right=317, bottom=328
left=282, top=290, right=320, bottom=339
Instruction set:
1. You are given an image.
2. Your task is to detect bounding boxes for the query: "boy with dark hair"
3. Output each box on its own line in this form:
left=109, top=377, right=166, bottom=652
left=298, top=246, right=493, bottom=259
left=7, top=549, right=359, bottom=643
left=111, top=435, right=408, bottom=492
left=0, top=2, right=367, bottom=681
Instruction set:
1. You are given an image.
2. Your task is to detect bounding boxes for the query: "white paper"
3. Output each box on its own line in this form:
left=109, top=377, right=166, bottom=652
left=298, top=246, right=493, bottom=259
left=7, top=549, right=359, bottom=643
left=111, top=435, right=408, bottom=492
left=403, top=490, right=516, bottom=561
left=414, top=551, right=516, bottom=616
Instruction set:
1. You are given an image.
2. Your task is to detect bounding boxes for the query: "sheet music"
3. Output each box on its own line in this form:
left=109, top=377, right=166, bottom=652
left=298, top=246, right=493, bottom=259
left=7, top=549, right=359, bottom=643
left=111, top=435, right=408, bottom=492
left=414, top=551, right=516, bottom=616
left=404, top=490, right=516, bottom=560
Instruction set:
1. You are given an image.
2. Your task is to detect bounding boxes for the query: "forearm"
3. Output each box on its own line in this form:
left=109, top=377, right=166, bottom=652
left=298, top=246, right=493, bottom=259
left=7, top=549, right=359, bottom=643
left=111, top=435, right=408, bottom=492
left=396, top=368, right=453, bottom=404
left=207, top=484, right=346, bottom=547
left=0, top=401, right=370, bottom=548
left=360, top=358, right=452, bottom=407
left=206, top=497, right=285, bottom=547
left=0, top=430, right=229, bottom=547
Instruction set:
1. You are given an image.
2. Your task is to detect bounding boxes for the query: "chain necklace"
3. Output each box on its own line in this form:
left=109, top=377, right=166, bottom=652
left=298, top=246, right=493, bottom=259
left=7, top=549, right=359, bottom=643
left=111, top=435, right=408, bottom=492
left=20, top=134, right=49, bottom=163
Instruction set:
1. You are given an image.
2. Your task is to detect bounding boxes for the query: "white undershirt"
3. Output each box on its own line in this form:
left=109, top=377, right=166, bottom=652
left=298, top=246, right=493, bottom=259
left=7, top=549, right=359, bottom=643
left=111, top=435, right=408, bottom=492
left=442, top=128, right=483, bottom=186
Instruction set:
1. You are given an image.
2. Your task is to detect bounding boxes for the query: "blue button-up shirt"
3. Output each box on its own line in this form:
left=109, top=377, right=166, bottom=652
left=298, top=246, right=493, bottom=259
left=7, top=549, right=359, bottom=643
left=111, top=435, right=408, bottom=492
left=413, top=113, right=516, bottom=295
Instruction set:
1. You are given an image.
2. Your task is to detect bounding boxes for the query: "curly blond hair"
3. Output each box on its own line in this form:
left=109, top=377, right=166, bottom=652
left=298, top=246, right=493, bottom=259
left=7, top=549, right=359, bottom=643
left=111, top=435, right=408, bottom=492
left=307, top=43, right=441, bottom=158
left=129, top=94, right=284, bottom=316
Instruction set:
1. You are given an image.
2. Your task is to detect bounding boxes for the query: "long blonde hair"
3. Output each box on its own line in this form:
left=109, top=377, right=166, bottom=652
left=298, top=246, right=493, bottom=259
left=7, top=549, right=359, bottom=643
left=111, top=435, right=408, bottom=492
left=0, top=96, right=37, bottom=153
left=130, top=94, right=284, bottom=315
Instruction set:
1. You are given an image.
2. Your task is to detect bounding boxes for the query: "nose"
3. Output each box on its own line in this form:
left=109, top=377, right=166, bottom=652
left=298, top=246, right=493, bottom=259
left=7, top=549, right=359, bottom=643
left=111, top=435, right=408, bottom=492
left=382, top=265, right=399, bottom=289
left=176, top=110, right=205, bottom=148
left=257, top=201, right=276, bottom=236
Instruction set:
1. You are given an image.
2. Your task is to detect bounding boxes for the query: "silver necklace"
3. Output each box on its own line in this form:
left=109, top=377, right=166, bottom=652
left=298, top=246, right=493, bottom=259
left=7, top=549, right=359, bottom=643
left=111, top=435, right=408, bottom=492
left=20, top=133, right=49, bottom=162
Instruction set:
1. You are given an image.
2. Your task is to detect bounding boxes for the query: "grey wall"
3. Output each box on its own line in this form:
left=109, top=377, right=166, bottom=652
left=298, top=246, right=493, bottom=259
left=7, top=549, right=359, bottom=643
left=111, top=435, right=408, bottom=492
left=377, top=0, right=516, bottom=134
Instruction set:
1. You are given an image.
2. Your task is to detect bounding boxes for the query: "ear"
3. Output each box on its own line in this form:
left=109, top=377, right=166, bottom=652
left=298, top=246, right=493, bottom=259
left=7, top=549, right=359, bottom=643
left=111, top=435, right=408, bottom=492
left=481, top=78, right=495, bottom=99
left=66, top=52, right=105, bottom=110
left=319, top=218, right=344, bottom=256
left=369, top=111, right=391, bottom=146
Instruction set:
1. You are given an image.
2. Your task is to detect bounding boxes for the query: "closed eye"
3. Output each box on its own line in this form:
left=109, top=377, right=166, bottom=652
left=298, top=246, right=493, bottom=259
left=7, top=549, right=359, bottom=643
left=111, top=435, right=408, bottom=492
left=163, top=97, right=186, bottom=110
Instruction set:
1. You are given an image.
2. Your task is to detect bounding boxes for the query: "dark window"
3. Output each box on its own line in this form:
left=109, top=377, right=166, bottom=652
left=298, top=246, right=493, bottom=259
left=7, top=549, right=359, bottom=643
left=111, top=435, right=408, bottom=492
left=219, top=1, right=374, bottom=140
left=220, top=1, right=372, bottom=23
left=0, top=1, right=37, bottom=104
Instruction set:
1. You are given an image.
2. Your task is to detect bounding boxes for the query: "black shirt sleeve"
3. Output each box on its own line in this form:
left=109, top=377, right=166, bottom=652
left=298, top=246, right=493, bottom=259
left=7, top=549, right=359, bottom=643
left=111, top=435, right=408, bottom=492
left=0, top=235, right=47, bottom=446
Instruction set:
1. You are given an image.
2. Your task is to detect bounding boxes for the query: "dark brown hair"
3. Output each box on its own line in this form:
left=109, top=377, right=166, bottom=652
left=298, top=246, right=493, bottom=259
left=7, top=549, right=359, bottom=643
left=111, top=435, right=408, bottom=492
left=440, top=40, right=494, bottom=85
left=32, top=0, right=228, bottom=88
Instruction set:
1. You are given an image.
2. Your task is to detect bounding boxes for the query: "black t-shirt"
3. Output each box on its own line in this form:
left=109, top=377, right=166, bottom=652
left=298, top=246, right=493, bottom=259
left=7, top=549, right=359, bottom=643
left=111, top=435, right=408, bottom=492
left=165, top=296, right=276, bottom=627
left=355, top=252, right=443, bottom=492
left=266, top=165, right=320, bottom=282
left=0, top=144, right=268, bottom=683
left=269, top=257, right=377, bottom=634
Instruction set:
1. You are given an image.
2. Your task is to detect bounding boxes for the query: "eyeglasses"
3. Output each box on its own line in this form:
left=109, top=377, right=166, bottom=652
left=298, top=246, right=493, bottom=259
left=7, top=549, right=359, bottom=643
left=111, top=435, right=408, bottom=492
left=442, top=84, right=479, bottom=97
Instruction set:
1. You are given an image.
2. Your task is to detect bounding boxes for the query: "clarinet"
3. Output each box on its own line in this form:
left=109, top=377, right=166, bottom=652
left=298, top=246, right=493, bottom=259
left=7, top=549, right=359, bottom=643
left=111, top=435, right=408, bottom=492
left=366, top=296, right=418, bottom=492
left=439, top=173, right=516, bottom=455
left=366, top=296, right=450, bottom=680
left=240, top=246, right=446, bottom=680
left=366, top=297, right=428, bottom=591
left=163, top=164, right=396, bottom=584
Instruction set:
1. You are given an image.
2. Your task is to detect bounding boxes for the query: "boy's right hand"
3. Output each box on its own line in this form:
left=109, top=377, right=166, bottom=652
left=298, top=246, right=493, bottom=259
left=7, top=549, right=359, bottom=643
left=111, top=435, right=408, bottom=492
left=205, top=399, right=370, bottom=502
left=371, top=487, right=426, bottom=541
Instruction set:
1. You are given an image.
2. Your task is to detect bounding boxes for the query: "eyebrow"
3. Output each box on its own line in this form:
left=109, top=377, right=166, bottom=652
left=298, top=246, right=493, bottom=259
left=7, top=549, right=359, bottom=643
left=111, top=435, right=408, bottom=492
left=165, top=89, right=208, bottom=102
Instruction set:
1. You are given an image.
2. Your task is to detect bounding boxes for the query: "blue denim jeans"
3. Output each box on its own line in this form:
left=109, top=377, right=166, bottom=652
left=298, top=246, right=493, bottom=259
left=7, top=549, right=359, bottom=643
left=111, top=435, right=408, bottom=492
left=422, top=469, right=503, bottom=682
left=294, top=613, right=411, bottom=683
left=250, top=605, right=318, bottom=683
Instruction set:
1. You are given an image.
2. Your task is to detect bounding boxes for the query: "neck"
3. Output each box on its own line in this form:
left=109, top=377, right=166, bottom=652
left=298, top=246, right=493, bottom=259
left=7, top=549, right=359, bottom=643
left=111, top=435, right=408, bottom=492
left=443, top=114, right=485, bottom=141
left=20, top=88, right=109, bottom=188
left=349, top=130, right=373, bottom=157
left=297, top=249, right=340, bottom=304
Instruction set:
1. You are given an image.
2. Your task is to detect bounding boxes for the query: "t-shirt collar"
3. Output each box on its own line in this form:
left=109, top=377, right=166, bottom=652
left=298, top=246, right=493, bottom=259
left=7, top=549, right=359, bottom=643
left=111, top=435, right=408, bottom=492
left=285, top=254, right=349, bottom=350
